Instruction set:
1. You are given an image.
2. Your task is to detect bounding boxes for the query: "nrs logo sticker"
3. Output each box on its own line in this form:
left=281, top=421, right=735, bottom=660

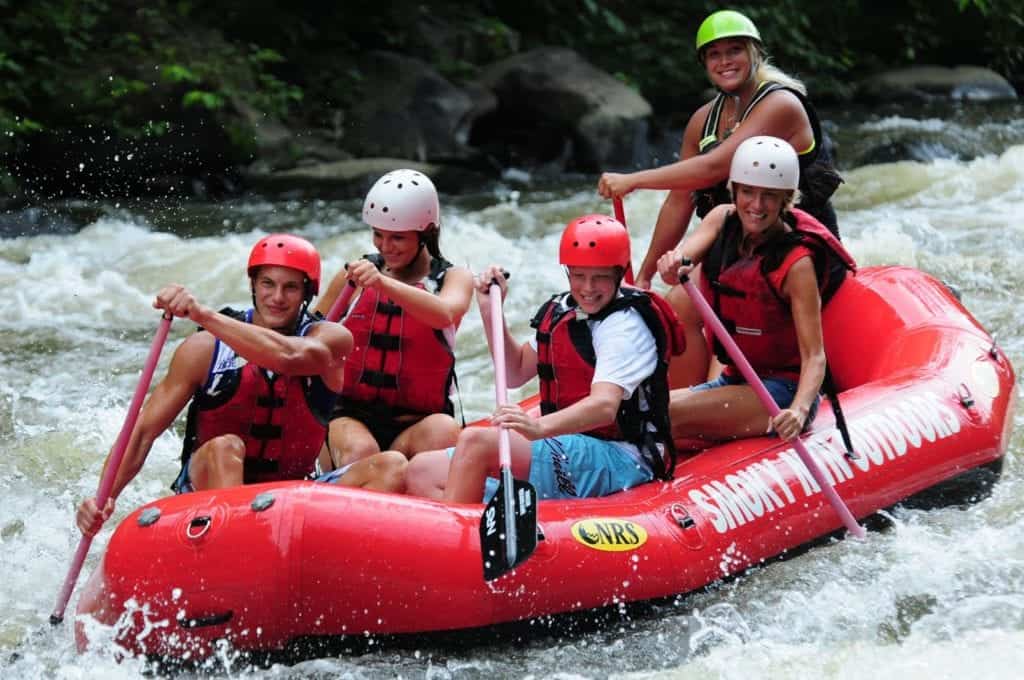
left=571, top=519, right=648, bottom=552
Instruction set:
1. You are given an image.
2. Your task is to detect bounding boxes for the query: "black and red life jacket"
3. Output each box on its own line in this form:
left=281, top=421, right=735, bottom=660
left=340, top=256, right=456, bottom=418
left=530, top=287, right=685, bottom=481
left=176, top=308, right=337, bottom=487
left=701, top=208, right=856, bottom=380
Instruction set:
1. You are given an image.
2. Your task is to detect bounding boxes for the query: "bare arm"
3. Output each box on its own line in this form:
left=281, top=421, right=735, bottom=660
left=102, top=335, right=209, bottom=500
left=475, top=264, right=538, bottom=387
left=775, top=257, right=826, bottom=439
left=656, top=204, right=731, bottom=285
left=607, top=108, right=705, bottom=287
left=539, top=381, right=622, bottom=436
left=76, top=334, right=210, bottom=535
left=636, top=189, right=696, bottom=288
left=373, top=266, right=474, bottom=329
left=601, top=90, right=811, bottom=196
left=158, top=284, right=351, bottom=382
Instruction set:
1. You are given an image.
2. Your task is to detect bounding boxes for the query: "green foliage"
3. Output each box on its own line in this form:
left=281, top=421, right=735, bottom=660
left=0, top=0, right=1019, bottom=190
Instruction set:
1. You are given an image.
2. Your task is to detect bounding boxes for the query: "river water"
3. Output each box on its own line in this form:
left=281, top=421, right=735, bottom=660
left=2, top=102, right=1023, bottom=678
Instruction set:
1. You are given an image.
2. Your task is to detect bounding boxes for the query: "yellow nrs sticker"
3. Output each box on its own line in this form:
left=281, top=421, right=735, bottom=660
left=571, top=519, right=648, bottom=552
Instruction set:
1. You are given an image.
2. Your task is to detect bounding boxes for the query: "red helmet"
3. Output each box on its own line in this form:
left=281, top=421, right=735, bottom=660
left=558, top=214, right=631, bottom=269
left=247, top=234, right=321, bottom=295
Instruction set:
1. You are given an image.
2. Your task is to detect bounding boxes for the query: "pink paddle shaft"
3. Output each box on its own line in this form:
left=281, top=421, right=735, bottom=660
left=681, top=278, right=865, bottom=538
left=612, top=198, right=635, bottom=285
left=51, top=314, right=174, bottom=623
left=489, top=283, right=513, bottom=470
left=325, top=282, right=357, bottom=323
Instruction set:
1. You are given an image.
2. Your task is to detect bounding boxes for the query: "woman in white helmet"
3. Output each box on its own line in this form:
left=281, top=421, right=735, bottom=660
left=314, top=169, right=474, bottom=477
left=657, top=136, right=855, bottom=443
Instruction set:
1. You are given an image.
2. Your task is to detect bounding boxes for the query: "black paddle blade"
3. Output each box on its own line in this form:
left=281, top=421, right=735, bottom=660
left=480, top=477, right=538, bottom=581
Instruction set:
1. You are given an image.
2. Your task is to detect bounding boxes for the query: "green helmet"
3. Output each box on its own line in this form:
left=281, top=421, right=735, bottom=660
left=695, top=10, right=762, bottom=55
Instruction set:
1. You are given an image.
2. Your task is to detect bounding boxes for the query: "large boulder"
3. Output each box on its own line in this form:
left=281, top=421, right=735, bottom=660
left=240, top=157, right=490, bottom=199
left=345, top=52, right=487, bottom=162
left=232, top=100, right=351, bottom=173
left=858, top=65, right=1017, bottom=102
left=475, top=47, right=653, bottom=171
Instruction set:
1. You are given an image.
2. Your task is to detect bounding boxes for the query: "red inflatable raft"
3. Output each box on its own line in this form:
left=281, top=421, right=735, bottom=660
left=74, top=266, right=1016, bottom=661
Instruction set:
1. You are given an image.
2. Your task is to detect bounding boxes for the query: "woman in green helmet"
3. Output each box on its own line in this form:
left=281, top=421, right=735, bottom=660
left=596, top=9, right=843, bottom=387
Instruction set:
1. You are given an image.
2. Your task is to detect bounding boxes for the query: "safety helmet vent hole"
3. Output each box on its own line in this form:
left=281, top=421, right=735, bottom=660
left=411, top=180, right=419, bottom=185
left=397, top=183, right=403, bottom=189
left=752, top=161, right=760, bottom=168
left=382, top=206, right=389, bottom=213
left=589, top=241, right=597, bottom=247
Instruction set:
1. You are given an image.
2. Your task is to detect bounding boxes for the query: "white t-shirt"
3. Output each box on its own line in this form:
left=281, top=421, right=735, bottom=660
left=589, top=306, right=658, bottom=399
left=529, top=295, right=658, bottom=398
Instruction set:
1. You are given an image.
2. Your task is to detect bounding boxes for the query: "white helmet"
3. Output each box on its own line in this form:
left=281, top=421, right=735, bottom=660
left=729, top=136, right=799, bottom=191
left=362, top=169, right=440, bottom=232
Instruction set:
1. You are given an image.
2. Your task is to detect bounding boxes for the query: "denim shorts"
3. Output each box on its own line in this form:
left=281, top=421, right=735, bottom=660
left=692, top=372, right=820, bottom=428
left=449, top=434, right=655, bottom=503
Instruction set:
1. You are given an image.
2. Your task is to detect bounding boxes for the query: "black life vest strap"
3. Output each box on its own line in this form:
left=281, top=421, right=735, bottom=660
left=823, top=366, right=857, bottom=460
left=245, top=458, right=279, bottom=474
left=699, top=93, right=728, bottom=152
left=368, top=333, right=401, bottom=351
left=360, top=370, right=399, bottom=389
left=249, top=423, right=283, bottom=440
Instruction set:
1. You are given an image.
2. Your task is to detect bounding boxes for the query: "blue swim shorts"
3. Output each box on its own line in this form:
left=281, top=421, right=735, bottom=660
left=453, top=434, right=654, bottom=503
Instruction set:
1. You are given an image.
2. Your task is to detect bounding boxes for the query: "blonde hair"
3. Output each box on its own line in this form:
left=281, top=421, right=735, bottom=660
left=747, top=40, right=806, bottom=95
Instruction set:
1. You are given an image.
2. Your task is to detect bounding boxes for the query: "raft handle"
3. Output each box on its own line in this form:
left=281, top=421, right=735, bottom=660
left=989, top=336, right=1000, bottom=361
left=178, top=610, right=233, bottom=629
left=670, top=503, right=696, bottom=530
left=957, top=383, right=975, bottom=409
left=186, top=515, right=212, bottom=540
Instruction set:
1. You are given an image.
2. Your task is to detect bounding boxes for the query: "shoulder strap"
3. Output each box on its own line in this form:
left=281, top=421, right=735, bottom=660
left=428, top=255, right=453, bottom=291
left=699, top=94, right=728, bottom=153
left=703, top=210, right=743, bottom=290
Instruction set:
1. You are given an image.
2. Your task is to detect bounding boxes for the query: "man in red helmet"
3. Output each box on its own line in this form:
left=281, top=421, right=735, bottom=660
left=406, top=216, right=679, bottom=503
left=76, top=234, right=407, bottom=537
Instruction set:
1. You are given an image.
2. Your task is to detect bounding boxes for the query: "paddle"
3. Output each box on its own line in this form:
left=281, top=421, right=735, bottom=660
left=677, top=268, right=866, bottom=539
left=612, top=198, right=635, bottom=285
left=324, top=255, right=386, bottom=322
left=480, top=276, right=538, bottom=581
left=50, top=313, right=174, bottom=624
left=325, top=280, right=356, bottom=323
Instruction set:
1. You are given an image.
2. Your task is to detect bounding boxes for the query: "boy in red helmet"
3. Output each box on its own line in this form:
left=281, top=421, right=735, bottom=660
left=407, top=216, right=679, bottom=503
left=76, top=234, right=406, bottom=537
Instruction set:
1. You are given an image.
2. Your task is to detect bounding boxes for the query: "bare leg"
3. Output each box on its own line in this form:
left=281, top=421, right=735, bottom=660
left=334, top=451, right=408, bottom=493
left=443, top=426, right=532, bottom=503
left=326, top=416, right=381, bottom=467
left=188, top=434, right=246, bottom=490
left=390, top=413, right=461, bottom=458
left=665, top=280, right=710, bottom=389
left=670, top=384, right=773, bottom=441
left=405, top=449, right=453, bottom=499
